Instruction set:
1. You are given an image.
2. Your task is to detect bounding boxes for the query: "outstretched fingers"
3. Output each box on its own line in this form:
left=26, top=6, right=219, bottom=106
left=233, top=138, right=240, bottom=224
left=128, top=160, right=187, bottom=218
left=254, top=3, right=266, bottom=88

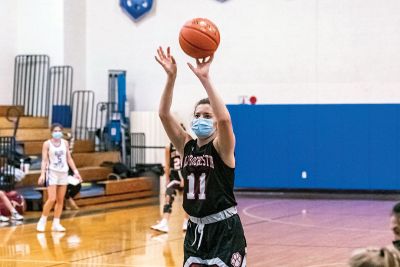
left=195, top=55, right=213, bottom=66
left=157, top=47, right=165, bottom=60
left=167, top=47, right=171, bottom=58
left=155, top=56, right=162, bottom=65
left=187, top=62, right=195, bottom=72
left=156, top=46, right=176, bottom=64
left=200, top=55, right=213, bottom=64
left=205, top=54, right=214, bottom=64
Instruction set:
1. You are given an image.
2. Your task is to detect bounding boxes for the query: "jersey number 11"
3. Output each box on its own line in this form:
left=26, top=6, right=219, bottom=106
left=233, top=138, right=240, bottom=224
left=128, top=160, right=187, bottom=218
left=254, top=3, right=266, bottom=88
left=187, top=173, right=206, bottom=200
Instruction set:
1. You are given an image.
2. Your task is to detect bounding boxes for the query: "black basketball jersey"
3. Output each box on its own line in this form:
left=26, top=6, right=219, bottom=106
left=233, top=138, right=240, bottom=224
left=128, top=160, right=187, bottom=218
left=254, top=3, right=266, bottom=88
left=182, top=139, right=237, bottom=217
left=169, top=143, right=182, bottom=181
left=169, top=143, right=181, bottom=171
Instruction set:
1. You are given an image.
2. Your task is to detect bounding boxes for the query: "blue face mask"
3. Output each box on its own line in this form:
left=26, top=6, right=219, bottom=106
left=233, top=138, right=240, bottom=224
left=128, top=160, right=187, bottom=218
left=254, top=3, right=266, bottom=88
left=52, top=132, right=63, bottom=139
left=191, top=118, right=216, bottom=138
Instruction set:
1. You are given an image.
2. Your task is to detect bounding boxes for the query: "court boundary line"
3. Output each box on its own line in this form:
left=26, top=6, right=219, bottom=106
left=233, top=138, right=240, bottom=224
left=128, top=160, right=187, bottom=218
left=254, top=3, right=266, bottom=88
left=241, top=201, right=387, bottom=233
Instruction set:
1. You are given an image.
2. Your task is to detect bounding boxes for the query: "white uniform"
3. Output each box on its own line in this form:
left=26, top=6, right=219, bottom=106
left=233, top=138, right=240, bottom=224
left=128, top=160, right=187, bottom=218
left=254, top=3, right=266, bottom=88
left=47, top=139, right=69, bottom=186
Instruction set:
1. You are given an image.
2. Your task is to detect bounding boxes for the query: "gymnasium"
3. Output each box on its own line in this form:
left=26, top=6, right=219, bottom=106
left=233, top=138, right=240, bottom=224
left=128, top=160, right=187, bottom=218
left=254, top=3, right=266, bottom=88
left=1, top=0, right=400, bottom=266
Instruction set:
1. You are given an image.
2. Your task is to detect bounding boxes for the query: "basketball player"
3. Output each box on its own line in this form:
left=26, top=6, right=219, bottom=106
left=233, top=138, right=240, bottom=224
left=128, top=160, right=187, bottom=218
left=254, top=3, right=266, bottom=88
left=0, top=190, right=24, bottom=222
left=36, top=123, right=82, bottom=232
left=151, top=132, right=189, bottom=233
left=391, top=203, right=400, bottom=250
left=349, top=246, right=400, bottom=267
left=156, top=47, right=247, bottom=267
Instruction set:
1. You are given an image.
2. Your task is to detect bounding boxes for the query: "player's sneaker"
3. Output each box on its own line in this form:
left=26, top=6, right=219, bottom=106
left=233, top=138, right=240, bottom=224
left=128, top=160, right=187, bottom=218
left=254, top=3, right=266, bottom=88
left=11, top=212, right=23, bottom=221
left=36, top=233, right=47, bottom=248
left=151, top=233, right=168, bottom=243
left=51, top=223, right=66, bottom=232
left=182, top=219, right=188, bottom=231
left=36, top=220, right=46, bottom=232
left=151, top=219, right=168, bottom=233
left=0, top=215, right=9, bottom=222
left=51, top=231, right=65, bottom=244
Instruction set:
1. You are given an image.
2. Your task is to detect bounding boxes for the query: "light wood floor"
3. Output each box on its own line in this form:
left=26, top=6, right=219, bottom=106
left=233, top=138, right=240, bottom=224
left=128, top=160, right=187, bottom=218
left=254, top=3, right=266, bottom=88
left=0, top=193, right=398, bottom=267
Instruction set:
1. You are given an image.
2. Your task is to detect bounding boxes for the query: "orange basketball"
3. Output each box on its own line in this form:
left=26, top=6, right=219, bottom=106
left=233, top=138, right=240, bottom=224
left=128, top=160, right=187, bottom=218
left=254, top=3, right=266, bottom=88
left=179, top=18, right=220, bottom=59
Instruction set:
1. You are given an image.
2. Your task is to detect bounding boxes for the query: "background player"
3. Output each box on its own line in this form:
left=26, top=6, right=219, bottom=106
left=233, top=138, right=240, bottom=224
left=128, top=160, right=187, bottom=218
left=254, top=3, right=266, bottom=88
left=36, top=123, right=82, bottom=232
left=151, top=123, right=189, bottom=233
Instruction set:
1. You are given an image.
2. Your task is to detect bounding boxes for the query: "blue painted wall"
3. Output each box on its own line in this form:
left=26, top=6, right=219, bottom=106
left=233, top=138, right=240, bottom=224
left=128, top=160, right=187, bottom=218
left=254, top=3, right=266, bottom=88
left=228, top=104, right=400, bottom=190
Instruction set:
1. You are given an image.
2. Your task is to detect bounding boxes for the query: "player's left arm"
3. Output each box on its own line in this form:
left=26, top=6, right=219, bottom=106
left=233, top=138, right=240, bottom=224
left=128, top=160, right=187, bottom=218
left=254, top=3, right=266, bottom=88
left=164, top=144, right=171, bottom=184
left=188, top=56, right=235, bottom=168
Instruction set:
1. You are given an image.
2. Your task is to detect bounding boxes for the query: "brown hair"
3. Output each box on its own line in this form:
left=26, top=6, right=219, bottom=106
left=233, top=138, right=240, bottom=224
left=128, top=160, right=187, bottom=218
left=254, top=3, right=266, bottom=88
left=193, top=98, right=211, bottom=115
left=392, top=202, right=400, bottom=216
left=349, top=247, right=400, bottom=267
left=51, top=123, right=64, bottom=131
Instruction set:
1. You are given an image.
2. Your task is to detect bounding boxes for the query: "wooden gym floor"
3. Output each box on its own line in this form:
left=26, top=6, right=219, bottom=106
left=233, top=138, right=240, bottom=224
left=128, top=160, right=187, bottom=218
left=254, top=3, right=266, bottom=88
left=0, top=193, right=398, bottom=267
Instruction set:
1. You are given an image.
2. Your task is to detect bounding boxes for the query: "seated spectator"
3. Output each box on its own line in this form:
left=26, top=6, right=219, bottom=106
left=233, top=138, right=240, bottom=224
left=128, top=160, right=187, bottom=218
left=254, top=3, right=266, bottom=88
left=65, top=175, right=81, bottom=210
left=0, top=190, right=23, bottom=222
left=349, top=202, right=400, bottom=267
left=63, top=133, right=81, bottom=210
left=349, top=246, right=400, bottom=267
left=391, top=202, right=400, bottom=250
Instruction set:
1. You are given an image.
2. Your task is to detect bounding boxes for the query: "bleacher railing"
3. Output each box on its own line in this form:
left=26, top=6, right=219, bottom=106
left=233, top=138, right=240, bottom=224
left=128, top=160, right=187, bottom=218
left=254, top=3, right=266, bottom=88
left=13, top=55, right=50, bottom=117
left=130, top=133, right=146, bottom=168
left=49, top=66, right=73, bottom=126
left=71, top=90, right=95, bottom=140
left=0, top=137, right=16, bottom=191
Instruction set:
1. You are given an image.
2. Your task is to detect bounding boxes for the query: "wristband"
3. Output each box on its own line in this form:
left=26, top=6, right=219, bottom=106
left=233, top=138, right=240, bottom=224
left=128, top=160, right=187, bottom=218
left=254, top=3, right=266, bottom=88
left=74, top=169, right=79, bottom=175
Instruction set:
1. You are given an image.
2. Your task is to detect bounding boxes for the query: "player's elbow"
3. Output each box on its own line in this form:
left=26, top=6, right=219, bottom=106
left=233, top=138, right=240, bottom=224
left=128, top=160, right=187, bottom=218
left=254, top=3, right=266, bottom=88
left=159, top=111, right=168, bottom=120
left=217, top=117, right=232, bottom=126
left=159, top=112, right=173, bottom=123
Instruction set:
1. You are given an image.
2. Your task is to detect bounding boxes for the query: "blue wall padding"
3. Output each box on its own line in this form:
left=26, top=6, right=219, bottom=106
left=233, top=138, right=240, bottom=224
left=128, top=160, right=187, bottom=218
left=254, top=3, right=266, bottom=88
left=228, top=104, right=400, bottom=190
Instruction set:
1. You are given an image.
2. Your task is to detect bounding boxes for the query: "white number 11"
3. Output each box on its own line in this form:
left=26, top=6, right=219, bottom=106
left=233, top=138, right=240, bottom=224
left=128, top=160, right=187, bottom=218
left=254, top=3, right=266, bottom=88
left=187, top=172, right=206, bottom=200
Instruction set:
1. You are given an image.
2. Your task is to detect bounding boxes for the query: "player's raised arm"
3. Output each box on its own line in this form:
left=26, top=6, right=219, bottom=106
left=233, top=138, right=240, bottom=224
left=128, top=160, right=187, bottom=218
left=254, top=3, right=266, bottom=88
left=188, top=56, right=235, bottom=168
left=156, top=46, right=191, bottom=154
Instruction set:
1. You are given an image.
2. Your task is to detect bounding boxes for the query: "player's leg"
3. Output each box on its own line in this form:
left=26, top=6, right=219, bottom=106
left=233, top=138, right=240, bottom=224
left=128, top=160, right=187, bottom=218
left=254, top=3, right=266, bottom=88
left=37, top=185, right=57, bottom=231
left=52, top=185, right=67, bottom=231
left=151, top=183, right=179, bottom=232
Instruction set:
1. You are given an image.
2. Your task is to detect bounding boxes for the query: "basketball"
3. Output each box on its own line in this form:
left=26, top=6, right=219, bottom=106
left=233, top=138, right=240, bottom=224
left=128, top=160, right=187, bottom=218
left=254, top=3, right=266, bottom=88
left=179, top=18, right=220, bottom=59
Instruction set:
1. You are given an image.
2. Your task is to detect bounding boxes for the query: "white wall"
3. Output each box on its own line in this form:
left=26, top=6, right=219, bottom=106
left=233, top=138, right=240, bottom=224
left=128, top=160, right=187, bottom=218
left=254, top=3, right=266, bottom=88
left=64, top=0, right=86, bottom=92
left=0, top=0, right=18, bottom=104
left=130, top=111, right=169, bottom=163
left=1, top=0, right=400, bottom=122
left=85, top=0, right=400, bottom=129
left=17, top=0, right=64, bottom=65
left=0, top=0, right=86, bottom=105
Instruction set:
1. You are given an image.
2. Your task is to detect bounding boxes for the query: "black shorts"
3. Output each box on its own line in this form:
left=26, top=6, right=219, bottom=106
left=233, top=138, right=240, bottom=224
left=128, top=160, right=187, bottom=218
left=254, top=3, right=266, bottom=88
left=183, top=214, right=247, bottom=267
